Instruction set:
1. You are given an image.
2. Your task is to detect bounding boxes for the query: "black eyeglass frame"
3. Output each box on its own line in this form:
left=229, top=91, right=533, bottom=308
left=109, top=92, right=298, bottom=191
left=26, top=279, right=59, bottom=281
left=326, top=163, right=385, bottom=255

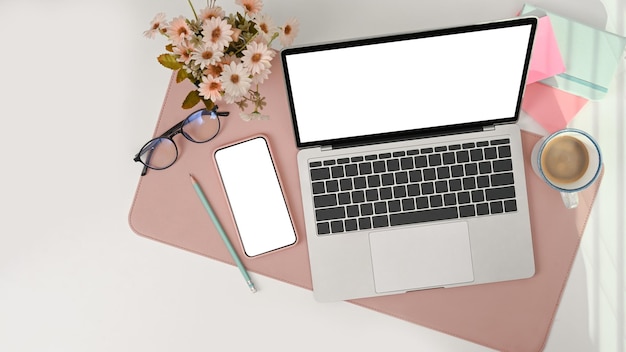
left=134, top=107, right=229, bottom=176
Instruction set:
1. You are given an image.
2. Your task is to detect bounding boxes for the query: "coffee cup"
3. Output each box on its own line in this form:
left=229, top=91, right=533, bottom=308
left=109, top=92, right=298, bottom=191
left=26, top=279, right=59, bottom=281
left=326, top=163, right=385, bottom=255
left=530, top=129, right=602, bottom=209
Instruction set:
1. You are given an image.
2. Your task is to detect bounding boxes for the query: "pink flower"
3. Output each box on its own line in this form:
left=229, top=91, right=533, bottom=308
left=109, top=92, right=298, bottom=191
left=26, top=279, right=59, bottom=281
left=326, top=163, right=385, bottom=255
left=144, top=13, right=167, bottom=39
left=198, top=6, right=225, bottom=21
left=201, top=17, right=234, bottom=49
left=198, top=75, right=223, bottom=102
left=220, top=62, right=252, bottom=98
left=236, top=0, right=263, bottom=16
left=166, top=16, right=191, bottom=44
left=242, top=41, right=274, bottom=75
left=279, top=18, right=299, bottom=46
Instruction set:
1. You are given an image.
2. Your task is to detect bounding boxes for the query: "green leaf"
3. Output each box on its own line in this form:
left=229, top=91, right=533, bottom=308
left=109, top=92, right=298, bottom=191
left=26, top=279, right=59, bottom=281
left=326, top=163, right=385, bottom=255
left=157, top=53, right=182, bottom=70
left=176, top=69, right=188, bottom=83
left=165, top=44, right=174, bottom=53
left=202, top=99, right=215, bottom=111
left=181, top=90, right=201, bottom=109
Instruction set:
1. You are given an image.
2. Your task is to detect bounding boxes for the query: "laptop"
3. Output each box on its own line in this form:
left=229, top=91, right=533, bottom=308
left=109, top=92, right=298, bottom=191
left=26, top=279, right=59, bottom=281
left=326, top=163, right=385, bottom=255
left=280, top=17, right=538, bottom=302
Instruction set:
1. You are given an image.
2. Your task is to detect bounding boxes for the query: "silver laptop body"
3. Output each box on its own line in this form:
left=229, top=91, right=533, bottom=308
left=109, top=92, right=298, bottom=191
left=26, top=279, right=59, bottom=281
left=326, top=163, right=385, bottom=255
left=281, top=17, right=538, bottom=302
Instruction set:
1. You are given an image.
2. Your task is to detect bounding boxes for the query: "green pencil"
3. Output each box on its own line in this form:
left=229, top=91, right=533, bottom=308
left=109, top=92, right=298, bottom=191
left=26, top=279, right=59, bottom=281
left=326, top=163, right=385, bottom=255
left=189, top=174, right=256, bottom=293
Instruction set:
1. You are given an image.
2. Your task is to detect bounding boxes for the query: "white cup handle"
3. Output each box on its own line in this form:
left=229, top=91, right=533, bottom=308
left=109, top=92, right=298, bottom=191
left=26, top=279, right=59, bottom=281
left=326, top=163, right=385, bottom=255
left=560, top=192, right=579, bottom=209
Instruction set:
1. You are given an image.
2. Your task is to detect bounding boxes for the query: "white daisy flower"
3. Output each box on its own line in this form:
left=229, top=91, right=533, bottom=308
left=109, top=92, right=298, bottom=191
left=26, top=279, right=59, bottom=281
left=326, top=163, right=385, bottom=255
left=279, top=18, right=299, bottom=46
left=173, top=42, right=194, bottom=65
left=236, top=0, right=263, bottom=16
left=220, top=62, right=252, bottom=98
left=198, top=75, right=223, bottom=102
left=241, top=41, right=274, bottom=75
left=198, top=6, right=225, bottom=22
left=202, top=17, right=234, bottom=49
left=191, top=42, right=224, bottom=69
left=253, top=13, right=277, bottom=42
left=166, top=16, right=192, bottom=44
left=144, top=13, right=167, bottom=39
left=251, top=67, right=271, bottom=85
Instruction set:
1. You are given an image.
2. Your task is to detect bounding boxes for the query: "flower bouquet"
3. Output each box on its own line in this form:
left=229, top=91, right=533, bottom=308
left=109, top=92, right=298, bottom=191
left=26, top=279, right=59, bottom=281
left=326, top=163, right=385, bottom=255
left=144, top=0, right=298, bottom=120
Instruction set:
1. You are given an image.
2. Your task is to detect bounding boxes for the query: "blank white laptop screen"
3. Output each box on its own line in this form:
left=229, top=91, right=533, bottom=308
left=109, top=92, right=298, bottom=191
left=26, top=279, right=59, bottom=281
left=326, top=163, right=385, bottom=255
left=283, top=23, right=534, bottom=145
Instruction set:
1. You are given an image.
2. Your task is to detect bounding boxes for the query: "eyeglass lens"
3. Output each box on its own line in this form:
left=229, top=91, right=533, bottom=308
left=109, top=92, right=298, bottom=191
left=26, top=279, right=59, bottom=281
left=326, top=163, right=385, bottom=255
left=137, top=109, right=221, bottom=171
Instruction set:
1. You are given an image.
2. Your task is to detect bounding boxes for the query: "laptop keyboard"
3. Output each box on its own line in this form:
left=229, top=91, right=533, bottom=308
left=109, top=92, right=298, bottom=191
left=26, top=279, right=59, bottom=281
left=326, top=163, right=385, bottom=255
left=308, top=138, right=518, bottom=235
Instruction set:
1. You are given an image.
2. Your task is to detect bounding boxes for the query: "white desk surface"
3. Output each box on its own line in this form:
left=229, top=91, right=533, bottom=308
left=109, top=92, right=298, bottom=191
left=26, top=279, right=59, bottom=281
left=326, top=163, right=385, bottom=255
left=0, top=0, right=624, bottom=351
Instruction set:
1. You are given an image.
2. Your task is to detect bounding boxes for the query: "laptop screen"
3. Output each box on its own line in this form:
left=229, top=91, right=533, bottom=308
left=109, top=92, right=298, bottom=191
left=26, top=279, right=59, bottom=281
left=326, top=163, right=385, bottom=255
left=281, top=18, right=536, bottom=147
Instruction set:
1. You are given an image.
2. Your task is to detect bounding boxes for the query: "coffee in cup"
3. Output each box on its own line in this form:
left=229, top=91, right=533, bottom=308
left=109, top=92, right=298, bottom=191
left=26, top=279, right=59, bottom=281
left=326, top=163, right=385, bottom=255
left=531, top=129, right=601, bottom=209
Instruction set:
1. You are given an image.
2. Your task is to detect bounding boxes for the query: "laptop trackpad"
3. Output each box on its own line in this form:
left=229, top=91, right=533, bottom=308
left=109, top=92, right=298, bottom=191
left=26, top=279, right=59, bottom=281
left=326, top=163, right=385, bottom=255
left=369, top=222, right=474, bottom=293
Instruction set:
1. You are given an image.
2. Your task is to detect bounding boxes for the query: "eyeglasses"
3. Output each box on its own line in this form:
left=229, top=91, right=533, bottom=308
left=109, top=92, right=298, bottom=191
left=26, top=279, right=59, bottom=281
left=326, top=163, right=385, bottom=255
left=134, top=107, right=229, bottom=176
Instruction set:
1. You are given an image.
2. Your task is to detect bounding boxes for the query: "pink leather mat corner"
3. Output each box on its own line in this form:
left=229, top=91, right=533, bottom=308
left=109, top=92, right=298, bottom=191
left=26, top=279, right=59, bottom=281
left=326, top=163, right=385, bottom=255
left=129, top=69, right=602, bottom=352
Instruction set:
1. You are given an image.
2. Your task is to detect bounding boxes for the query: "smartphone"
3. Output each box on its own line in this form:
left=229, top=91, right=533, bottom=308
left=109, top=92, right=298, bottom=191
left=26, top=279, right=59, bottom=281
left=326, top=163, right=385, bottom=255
left=214, top=136, right=297, bottom=257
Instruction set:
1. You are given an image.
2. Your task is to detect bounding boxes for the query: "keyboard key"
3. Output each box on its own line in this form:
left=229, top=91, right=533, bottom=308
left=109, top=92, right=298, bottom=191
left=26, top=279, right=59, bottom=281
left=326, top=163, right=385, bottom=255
left=388, top=200, right=402, bottom=212
left=314, top=194, right=337, bottom=208
left=485, top=186, right=516, bottom=201
left=421, top=182, right=435, bottom=195
left=331, top=220, right=344, bottom=233
left=458, top=192, right=471, bottom=204
left=442, top=152, right=456, bottom=165
left=437, top=166, right=451, bottom=179
left=477, top=175, right=490, bottom=188
left=423, top=168, right=437, bottom=181
left=484, top=147, right=498, bottom=159
left=493, top=159, right=513, bottom=172
left=379, top=153, right=392, bottom=159
left=359, top=162, right=373, bottom=175
left=428, top=154, right=442, bottom=166
left=315, top=207, right=345, bottom=221
left=337, top=158, right=350, bottom=164
left=381, top=173, right=394, bottom=186
left=435, top=146, right=447, bottom=152
left=352, top=190, right=365, bottom=203
left=354, top=177, right=367, bottom=189
left=421, top=148, right=433, bottom=154
left=345, top=164, right=358, bottom=176
left=476, top=203, right=490, bottom=215
left=338, top=192, right=351, bottom=205
left=374, top=202, right=387, bottom=214
left=409, top=170, right=423, bottom=182
left=414, top=155, right=428, bottom=168
left=476, top=141, right=489, bottom=147
left=365, top=189, right=379, bottom=202
left=312, top=182, right=325, bottom=194
left=407, top=149, right=420, bottom=155
left=373, top=160, right=386, bottom=173
left=479, top=161, right=492, bottom=174
left=490, top=201, right=504, bottom=214
left=347, top=205, right=360, bottom=217
left=402, top=198, right=416, bottom=211
left=390, top=207, right=459, bottom=226
left=323, top=160, right=336, bottom=166
left=471, top=190, right=485, bottom=202
left=360, top=203, right=374, bottom=216
left=504, top=200, right=517, bottom=212
left=367, top=175, right=381, bottom=187
left=309, top=161, right=322, bottom=167
left=358, top=217, right=372, bottom=230
left=351, top=156, right=364, bottom=162
left=444, top=193, right=457, bottom=206
left=393, top=185, right=407, bottom=198
left=435, top=180, right=449, bottom=193
left=407, top=184, right=421, bottom=196
left=459, top=205, right=476, bottom=217
left=365, top=154, right=377, bottom=161
left=490, top=138, right=510, bottom=145
left=345, top=219, right=358, bottom=231
left=451, top=165, right=464, bottom=177
left=464, top=163, right=478, bottom=175
left=393, top=151, right=406, bottom=157
left=416, top=197, right=429, bottom=209
left=395, top=171, right=409, bottom=184
left=372, top=215, right=389, bottom=228
left=498, top=145, right=512, bottom=158
left=331, top=166, right=345, bottom=178
left=429, top=195, right=443, bottom=207
left=449, top=179, right=462, bottom=191
left=401, top=157, right=414, bottom=170
left=317, top=222, right=330, bottom=235
left=340, top=178, right=353, bottom=191
left=491, top=172, right=515, bottom=186
left=470, top=149, right=484, bottom=161
left=462, top=142, right=476, bottom=149
left=448, top=144, right=461, bottom=150
left=456, top=150, right=470, bottom=163
left=311, top=168, right=330, bottom=181
left=462, top=177, right=476, bottom=190
left=387, top=159, right=400, bottom=171
left=380, top=187, right=393, bottom=200
left=326, top=180, right=339, bottom=192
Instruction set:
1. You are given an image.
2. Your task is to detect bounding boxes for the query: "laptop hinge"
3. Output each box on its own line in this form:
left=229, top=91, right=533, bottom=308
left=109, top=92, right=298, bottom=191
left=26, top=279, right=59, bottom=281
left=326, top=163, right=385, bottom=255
left=321, top=145, right=333, bottom=151
left=483, top=125, right=496, bottom=131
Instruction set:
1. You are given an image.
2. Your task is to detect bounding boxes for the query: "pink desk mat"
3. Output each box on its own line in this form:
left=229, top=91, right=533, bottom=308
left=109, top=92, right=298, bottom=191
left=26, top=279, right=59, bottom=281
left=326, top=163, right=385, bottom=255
left=129, top=69, right=602, bottom=352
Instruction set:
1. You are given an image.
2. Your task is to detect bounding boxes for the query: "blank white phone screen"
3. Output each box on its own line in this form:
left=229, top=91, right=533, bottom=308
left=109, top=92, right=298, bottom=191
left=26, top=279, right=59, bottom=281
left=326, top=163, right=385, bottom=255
left=215, top=137, right=297, bottom=257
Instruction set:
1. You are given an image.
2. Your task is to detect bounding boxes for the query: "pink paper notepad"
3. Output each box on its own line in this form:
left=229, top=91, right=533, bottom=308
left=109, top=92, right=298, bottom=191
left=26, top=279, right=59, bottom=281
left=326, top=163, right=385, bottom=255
left=129, top=69, right=602, bottom=352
